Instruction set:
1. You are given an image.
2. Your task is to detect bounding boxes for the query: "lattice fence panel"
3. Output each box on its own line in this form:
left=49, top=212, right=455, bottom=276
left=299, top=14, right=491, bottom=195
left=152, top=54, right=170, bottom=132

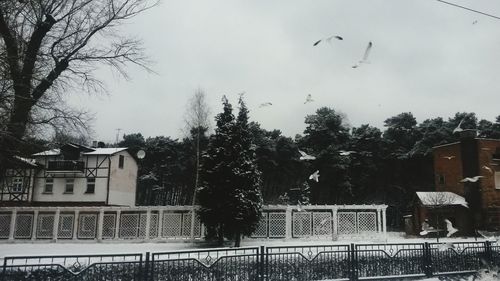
left=162, top=212, right=182, bottom=237
left=313, top=212, right=332, bottom=236
left=78, top=213, right=97, bottom=239
left=293, top=212, right=312, bottom=237
left=251, top=213, right=268, bottom=238
left=149, top=213, right=159, bottom=238
left=138, top=213, right=147, bottom=238
left=120, top=213, right=140, bottom=239
left=0, top=213, right=11, bottom=238
left=269, top=212, right=286, bottom=238
left=102, top=213, right=116, bottom=239
left=357, top=212, right=377, bottom=233
left=181, top=212, right=202, bottom=238
left=36, top=214, right=55, bottom=239
left=57, top=214, right=74, bottom=239
left=338, top=212, right=356, bottom=234
left=14, top=213, right=33, bottom=239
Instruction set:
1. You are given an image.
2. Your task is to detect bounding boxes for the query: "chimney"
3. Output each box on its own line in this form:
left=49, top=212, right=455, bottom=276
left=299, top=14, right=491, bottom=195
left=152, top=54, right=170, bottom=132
left=92, top=141, right=98, bottom=148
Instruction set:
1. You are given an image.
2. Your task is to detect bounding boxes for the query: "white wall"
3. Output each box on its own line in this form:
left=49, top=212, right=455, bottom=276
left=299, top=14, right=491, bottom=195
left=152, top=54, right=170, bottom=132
left=108, top=151, right=138, bottom=206
left=32, top=155, right=110, bottom=204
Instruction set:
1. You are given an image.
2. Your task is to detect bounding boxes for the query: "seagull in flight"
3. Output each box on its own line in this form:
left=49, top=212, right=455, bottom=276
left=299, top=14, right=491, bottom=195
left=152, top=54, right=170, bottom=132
left=482, top=165, right=493, bottom=174
left=444, top=219, right=458, bottom=237
left=259, top=102, right=272, bottom=108
left=339, top=150, right=356, bottom=156
left=309, top=170, right=320, bottom=182
left=299, top=150, right=316, bottom=161
left=304, top=94, right=314, bottom=104
left=472, top=20, right=478, bottom=24
left=352, top=41, right=373, bottom=68
left=313, top=35, right=343, bottom=46
left=453, top=119, right=464, bottom=134
left=437, top=242, right=456, bottom=252
left=460, top=176, right=483, bottom=183
left=442, top=156, right=456, bottom=160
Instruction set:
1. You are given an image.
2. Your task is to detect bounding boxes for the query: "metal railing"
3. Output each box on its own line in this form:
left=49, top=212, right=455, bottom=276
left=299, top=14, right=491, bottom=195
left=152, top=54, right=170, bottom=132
left=1, top=241, right=499, bottom=281
left=47, top=160, right=85, bottom=172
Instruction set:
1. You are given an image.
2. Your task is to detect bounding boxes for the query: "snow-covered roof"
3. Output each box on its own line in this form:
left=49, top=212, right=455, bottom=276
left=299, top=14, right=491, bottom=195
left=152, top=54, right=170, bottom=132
left=82, top=148, right=127, bottom=155
left=13, top=156, right=38, bottom=167
left=32, top=149, right=60, bottom=156
left=416, top=191, right=468, bottom=208
left=32, top=147, right=127, bottom=157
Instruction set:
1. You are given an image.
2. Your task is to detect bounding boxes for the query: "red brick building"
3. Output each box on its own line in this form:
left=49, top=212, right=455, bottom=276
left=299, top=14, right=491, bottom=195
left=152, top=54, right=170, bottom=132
left=433, top=130, right=500, bottom=231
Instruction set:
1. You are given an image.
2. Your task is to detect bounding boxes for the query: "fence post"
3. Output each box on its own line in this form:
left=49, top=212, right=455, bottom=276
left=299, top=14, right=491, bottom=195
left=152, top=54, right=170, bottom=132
left=259, top=246, right=265, bottom=281
left=423, top=242, right=433, bottom=277
left=143, top=252, right=150, bottom=281
left=350, top=243, right=358, bottom=281
left=485, top=241, right=493, bottom=266
left=8, top=209, right=16, bottom=241
left=2, top=257, right=7, bottom=281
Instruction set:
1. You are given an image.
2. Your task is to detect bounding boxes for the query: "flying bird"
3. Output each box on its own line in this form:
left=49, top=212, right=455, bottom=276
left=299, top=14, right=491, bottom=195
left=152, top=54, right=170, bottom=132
left=259, top=102, right=272, bottom=108
left=313, top=35, right=343, bottom=46
left=472, top=20, right=478, bottom=24
left=453, top=119, right=464, bottom=134
left=477, top=230, right=500, bottom=242
left=419, top=220, right=435, bottom=236
left=352, top=41, right=373, bottom=68
left=437, top=242, right=456, bottom=252
left=339, top=150, right=356, bottom=156
left=442, top=156, right=456, bottom=160
left=444, top=219, right=458, bottom=237
left=304, top=94, right=314, bottom=104
left=299, top=150, right=316, bottom=161
left=460, top=176, right=483, bottom=183
left=482, top=165, right=493, bottom=173
left=309, top=170, right=320, bottom=182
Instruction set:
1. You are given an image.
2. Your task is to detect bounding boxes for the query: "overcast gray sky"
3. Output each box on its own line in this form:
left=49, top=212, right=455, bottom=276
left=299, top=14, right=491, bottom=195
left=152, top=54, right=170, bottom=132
left=69, top=0, right=500, bottom=143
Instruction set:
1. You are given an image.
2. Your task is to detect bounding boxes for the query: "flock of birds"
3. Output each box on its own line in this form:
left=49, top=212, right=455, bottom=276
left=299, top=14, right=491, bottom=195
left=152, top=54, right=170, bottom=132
left=441, top=118, right=496, bottom=182
left=258, top=36, right=373, bottom=109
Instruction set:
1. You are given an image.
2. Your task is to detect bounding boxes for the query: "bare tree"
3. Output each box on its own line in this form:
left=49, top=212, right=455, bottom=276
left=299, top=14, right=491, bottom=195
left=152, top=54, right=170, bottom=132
left=0, top=0, right=157, bottom=152
left=184, top=88, right=210, bottom=239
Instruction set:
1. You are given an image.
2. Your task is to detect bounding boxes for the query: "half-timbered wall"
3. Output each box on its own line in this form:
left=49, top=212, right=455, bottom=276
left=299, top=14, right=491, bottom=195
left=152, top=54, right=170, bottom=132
left=0, top=168, right=35, bottom=202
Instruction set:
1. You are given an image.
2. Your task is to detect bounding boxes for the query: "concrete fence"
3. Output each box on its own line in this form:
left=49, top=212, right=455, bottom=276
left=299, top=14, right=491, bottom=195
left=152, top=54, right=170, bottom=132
left=0, top=204, right=387, bottom=242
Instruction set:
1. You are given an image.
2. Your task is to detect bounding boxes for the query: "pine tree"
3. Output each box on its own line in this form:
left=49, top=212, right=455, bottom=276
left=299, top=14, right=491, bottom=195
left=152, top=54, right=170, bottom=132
left=226, top=96, right=263, bottom=247
left=197, top=96, right=263, bottom=247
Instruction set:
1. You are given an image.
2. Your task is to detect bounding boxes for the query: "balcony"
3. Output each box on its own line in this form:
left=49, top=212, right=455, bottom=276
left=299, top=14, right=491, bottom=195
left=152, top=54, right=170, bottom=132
left=47, top=160, right=85, bottom=172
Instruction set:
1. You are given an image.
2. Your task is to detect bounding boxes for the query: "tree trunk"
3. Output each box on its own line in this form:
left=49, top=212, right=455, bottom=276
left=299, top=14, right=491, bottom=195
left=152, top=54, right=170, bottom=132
left=218, top=223, right=224, bottom=246
left=234, top=231, right=241, bottom=247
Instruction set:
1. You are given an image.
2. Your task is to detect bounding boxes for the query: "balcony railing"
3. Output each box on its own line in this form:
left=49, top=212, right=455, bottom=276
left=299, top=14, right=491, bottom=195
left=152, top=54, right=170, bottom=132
left=47, top=160, right=84, bottom=172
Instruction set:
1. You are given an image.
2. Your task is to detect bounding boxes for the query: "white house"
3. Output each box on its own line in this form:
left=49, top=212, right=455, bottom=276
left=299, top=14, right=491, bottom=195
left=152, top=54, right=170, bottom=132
left=25, top=143, right=138, bottom=207
left=0, top=156, right=39, bottom=204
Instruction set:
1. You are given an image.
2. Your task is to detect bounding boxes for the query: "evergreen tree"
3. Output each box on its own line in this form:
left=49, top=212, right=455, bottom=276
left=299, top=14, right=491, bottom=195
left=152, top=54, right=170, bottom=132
left=198, top=96, right=263, bottom=247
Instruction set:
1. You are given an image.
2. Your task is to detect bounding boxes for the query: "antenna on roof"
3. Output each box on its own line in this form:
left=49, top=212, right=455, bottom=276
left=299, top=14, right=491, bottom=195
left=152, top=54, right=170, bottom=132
left=115, top=128, right=122, bottom=145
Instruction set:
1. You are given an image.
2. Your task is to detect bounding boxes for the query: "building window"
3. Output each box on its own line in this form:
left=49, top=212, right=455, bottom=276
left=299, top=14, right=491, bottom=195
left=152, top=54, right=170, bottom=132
left=11, top=178, right=23, bottom=193
left=495, top=172, right=500, bottom=190
left=119, top=155, right=124, bottom=169
left=85, top=178, right=95, bottom=194
left=65, top=179, right=74, bottom=194
left=44, top=178, right=53, bottom=193
left=437, top=174, right=445, bottom=185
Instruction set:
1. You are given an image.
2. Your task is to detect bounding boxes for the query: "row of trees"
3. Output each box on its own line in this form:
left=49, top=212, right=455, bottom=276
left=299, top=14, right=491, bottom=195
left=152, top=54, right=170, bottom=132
left=117, top=104, right=500, bottom=231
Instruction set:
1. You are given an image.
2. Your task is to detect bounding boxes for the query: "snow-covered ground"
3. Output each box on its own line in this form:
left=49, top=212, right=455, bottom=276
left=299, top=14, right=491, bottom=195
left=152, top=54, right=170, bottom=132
left=0, top=232, right=489, bottom=258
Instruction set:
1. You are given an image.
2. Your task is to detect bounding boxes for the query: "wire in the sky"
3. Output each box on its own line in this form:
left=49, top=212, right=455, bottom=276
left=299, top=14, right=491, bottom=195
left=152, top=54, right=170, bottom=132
left=436, top=0, right=500, bottom=21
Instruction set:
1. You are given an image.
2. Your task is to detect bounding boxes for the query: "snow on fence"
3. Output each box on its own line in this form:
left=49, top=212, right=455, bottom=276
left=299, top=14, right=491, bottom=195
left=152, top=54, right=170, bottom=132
left=0, top=204, right=387, bottom=242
